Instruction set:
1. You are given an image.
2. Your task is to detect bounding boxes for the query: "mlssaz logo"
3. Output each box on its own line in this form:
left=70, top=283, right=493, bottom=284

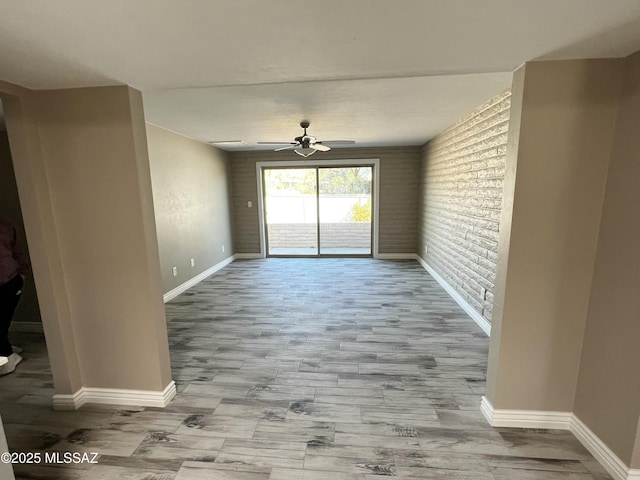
left=44, top=452, right=99, bottom=464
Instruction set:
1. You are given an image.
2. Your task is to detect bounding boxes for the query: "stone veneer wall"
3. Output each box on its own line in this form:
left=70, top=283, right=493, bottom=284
left=417, top=90, right=511, bottom=323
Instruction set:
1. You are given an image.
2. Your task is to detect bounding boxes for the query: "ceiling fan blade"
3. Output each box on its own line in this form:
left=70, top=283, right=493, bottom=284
left=257, top=141, right=297, bottom=145
left=274, top=144, right=298, bottom=152
left=320, top=140, right=356, bottom=145
left=311, top=143, right=331, bottom=152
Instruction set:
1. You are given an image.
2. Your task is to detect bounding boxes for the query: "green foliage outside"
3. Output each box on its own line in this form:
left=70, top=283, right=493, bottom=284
left=319, top=167, right=371, bottom=195
left=350, top=200, right=372, bottom=222
left=264, top=169, right=316, bottom=194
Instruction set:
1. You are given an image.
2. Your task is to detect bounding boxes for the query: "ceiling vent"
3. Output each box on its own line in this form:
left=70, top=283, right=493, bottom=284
left=207, top=140, right=248, bottom=147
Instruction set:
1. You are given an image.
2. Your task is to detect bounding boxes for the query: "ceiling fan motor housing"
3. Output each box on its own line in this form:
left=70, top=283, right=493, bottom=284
left=296, top=135, right=316, bottom=147
left=258, top=120, right=353, bottom=153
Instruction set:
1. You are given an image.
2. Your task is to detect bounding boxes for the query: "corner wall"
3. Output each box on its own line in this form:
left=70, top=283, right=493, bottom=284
left=2, top=81, right=173, bottom=401
left=573, top=51, right=640, bottom=469
left=33, top=86, right=172, bottom=392
left=230, top=147, right=420, bottom=255
left=147, top=124, right=234, bottom=294
left=418, top=90, right=511, bottom=323
left=487, top=59, right=623, bottom=413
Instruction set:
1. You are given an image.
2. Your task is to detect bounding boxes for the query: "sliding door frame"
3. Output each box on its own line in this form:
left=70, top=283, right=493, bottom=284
left=256, top=158, right=380, bottom=259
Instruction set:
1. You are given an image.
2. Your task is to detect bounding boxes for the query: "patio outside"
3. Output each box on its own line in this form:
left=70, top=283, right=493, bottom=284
left=264, top=167, right=372, bottom=256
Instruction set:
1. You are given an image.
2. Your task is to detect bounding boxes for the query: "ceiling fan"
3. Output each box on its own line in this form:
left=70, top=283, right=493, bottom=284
left=258, top=121, right=355, bottom=157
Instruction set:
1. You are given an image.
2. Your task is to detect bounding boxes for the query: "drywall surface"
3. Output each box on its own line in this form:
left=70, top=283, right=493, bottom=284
left=147, top=124, right=234, bottom=293
left=487, top=59, right=622, bottom=411
left=573, top=51, right=640, bottom=467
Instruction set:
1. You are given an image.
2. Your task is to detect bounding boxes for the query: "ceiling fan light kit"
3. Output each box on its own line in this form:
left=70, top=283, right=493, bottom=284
left=258, top=121, right=355, bottom=157
left=294, top=146, right=316, bottom=157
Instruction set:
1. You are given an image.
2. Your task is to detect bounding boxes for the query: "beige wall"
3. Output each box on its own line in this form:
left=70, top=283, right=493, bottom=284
left=1, top=81, right=83, bottom=394
left=573, top=51, right=640, bottom=467
left=486, top=59, right=623, bottom=411
left=1, top=82, right=172, bottom=394
left=418, top=90, right=511, bottom=323
left=0, top=128, right=41, bottom=325
left=230, top=147, right=420, bottom=254
left=485, top=66, right=525, bottom=410
left=147, top=124, right=234, bottom=293
left=633, top=419, right=640, bottom=469
left=33, top=86, right=171, bottom=391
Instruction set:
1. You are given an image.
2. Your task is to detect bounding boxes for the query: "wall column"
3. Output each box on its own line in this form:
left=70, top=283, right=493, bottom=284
left=3, top=83, right=173, bottom=408
left=485, top=59, right=623, bottom=412
left=572, top=51, right=640, bottom=470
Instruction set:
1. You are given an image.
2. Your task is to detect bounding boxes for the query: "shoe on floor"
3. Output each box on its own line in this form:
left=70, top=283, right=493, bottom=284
left=0, top=353, right=22, bottom=375
left=0, top=356, right=7, bottom=367
left=12, top=345, right=22, bottom=354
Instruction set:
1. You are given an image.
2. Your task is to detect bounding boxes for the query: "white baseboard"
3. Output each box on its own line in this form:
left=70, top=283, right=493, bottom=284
left=10, top=321, right=44, bottom=333
left=481, top=396, right=638, bottom=480
left=234, top=253, right=263, bottom=259
left=415, top=255, right=491, bottom=336
left=480, top=395, right=495, bottom=425
left=53, top=381, right=176, bottom=411
left=571, top=415, right=636, bottom=480
left=52, top=388, right=86, bottom=411
left=375, top=253, right=416, bottom=260
left=164, top=255, right=236, bottom=303
left=480, top=396, right=571, bottom=429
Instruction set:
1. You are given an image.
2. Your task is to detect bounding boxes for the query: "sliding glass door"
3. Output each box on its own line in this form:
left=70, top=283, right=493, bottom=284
left=264, top=168, right=318, bottom=255
left=263, top=165, right=373, bottom=256
left=319, top=167, right=372, bottom=255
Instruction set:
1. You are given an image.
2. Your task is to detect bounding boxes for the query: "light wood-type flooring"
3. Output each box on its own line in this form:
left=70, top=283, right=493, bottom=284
left=0, top=259, right=613, bottom=479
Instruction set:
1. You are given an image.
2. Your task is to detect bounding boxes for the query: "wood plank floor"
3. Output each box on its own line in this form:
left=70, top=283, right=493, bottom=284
left=0, top=259, right=612, bottom=479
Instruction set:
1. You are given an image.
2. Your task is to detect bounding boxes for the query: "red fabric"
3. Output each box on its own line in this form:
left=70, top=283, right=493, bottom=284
left=0, top=218, right=28, bottom=285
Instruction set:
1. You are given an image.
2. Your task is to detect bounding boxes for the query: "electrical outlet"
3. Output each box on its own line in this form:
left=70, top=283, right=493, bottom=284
left=172, top=266, right=178, bottom=277
left=424, top=245, right=428, bottom=254
left=247, top=201, right=253, bottom=208
left=190, top=258, right=195, bottom=267
left=221, top=245, right=225, bottom=253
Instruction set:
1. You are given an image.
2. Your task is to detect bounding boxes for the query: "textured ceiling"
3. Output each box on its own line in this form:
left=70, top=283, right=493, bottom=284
left=1, top=0, right=639, bottom=149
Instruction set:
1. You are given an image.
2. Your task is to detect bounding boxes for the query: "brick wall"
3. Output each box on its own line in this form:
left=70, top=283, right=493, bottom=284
left=230, top=147, right=420, bottom=254
left=417, top=90, right=511, bottom=323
